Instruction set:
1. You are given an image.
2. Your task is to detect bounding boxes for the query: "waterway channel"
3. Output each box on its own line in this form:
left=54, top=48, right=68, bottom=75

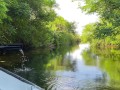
left=0, top=44, right=120, bottom=90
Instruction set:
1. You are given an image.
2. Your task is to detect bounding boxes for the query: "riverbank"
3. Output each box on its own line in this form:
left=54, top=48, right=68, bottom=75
left=90, top=40, right=120, bottom=49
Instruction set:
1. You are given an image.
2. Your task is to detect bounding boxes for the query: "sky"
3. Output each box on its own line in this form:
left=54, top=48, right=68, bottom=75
left=54, top=0, right=99, bottom=34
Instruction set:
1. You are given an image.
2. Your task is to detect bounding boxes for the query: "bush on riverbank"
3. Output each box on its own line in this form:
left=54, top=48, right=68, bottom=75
left=0, top=0, right=80, bottom=49
left=80, top=0, right=120, bottom=49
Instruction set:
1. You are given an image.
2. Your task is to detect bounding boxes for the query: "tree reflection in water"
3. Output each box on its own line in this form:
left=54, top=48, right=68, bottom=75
left=0, top=44, right=120, bottom=90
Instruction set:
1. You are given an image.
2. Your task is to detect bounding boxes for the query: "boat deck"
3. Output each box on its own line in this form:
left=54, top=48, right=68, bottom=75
left=0, top=67, right=43, bottom=90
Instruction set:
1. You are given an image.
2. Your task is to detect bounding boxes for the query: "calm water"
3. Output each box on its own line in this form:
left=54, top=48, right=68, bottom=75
left=0, top=44, right=120, bottom=90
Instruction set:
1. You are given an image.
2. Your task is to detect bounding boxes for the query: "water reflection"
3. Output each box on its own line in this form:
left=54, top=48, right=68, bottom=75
left=14, top=56, right=32, bottom=72
left=44, top=44, right=109, bottom=90
left=0, top=53, right=22, bottom=70
left=0, top=44, right=120, bottom=90
left=82, top=46, right=120, bottom=90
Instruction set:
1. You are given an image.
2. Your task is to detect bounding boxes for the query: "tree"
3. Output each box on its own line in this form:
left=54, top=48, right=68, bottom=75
left=81, top=23, right=96, bottom=42
left=81, top=0, right=120, bottom=47
left=0, top=0, right=79, bottom=48
left=0, top=0, right=8, bottom=22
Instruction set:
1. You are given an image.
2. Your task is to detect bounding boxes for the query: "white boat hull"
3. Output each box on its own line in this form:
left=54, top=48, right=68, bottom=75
left=0, top=67, right=43, bottom=90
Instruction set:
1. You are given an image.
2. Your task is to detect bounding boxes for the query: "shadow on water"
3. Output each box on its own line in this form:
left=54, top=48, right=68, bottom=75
left=0, top=49, right=30, bottom=72
left=13, top=49, right=32, bottom=72
left=0, top=44, right=120, bottom=90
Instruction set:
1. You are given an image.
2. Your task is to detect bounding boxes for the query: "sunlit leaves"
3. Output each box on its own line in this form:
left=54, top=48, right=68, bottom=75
left=0, top=0, right=8, bottom=23
left=81, top=23, right=96, bottom=42
left=81, top=0, right=120, bottom=47
left=47, top=16, right=76, bottom=33
left=0, top=0, right=79, bottom=48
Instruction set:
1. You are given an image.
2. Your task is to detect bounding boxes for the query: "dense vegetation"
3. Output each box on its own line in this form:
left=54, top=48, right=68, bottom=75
left=81, top=0, right=120, bottom=48
left=0, top=0, right=80, bottom=48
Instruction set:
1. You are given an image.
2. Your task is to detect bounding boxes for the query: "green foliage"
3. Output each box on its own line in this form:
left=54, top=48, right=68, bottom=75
left=0, top=0, right=80, bottom=49
left=81, top=0, right=120, bottom=48
left=81, top=23, right=96, bottom=43
left=0, top=23, right=16, bottom=44
left=0, top=0, right=8, bottom=22
left=47, top=16, right=74, bottom=32
left=47, top=16, right=80, bottom=48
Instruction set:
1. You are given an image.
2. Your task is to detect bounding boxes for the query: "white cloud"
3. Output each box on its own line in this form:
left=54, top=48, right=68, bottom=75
left=54, top=0, right=99, bottom=34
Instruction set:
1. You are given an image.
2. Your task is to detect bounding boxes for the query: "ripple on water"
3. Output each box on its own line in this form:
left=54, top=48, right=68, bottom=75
left=46, top=76, right=78, bottom=90
left=45, top=75, right=111, bottom=90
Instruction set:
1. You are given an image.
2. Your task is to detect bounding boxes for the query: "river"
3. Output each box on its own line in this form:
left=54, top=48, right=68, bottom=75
left=0, top=44, right=120, bottom=90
